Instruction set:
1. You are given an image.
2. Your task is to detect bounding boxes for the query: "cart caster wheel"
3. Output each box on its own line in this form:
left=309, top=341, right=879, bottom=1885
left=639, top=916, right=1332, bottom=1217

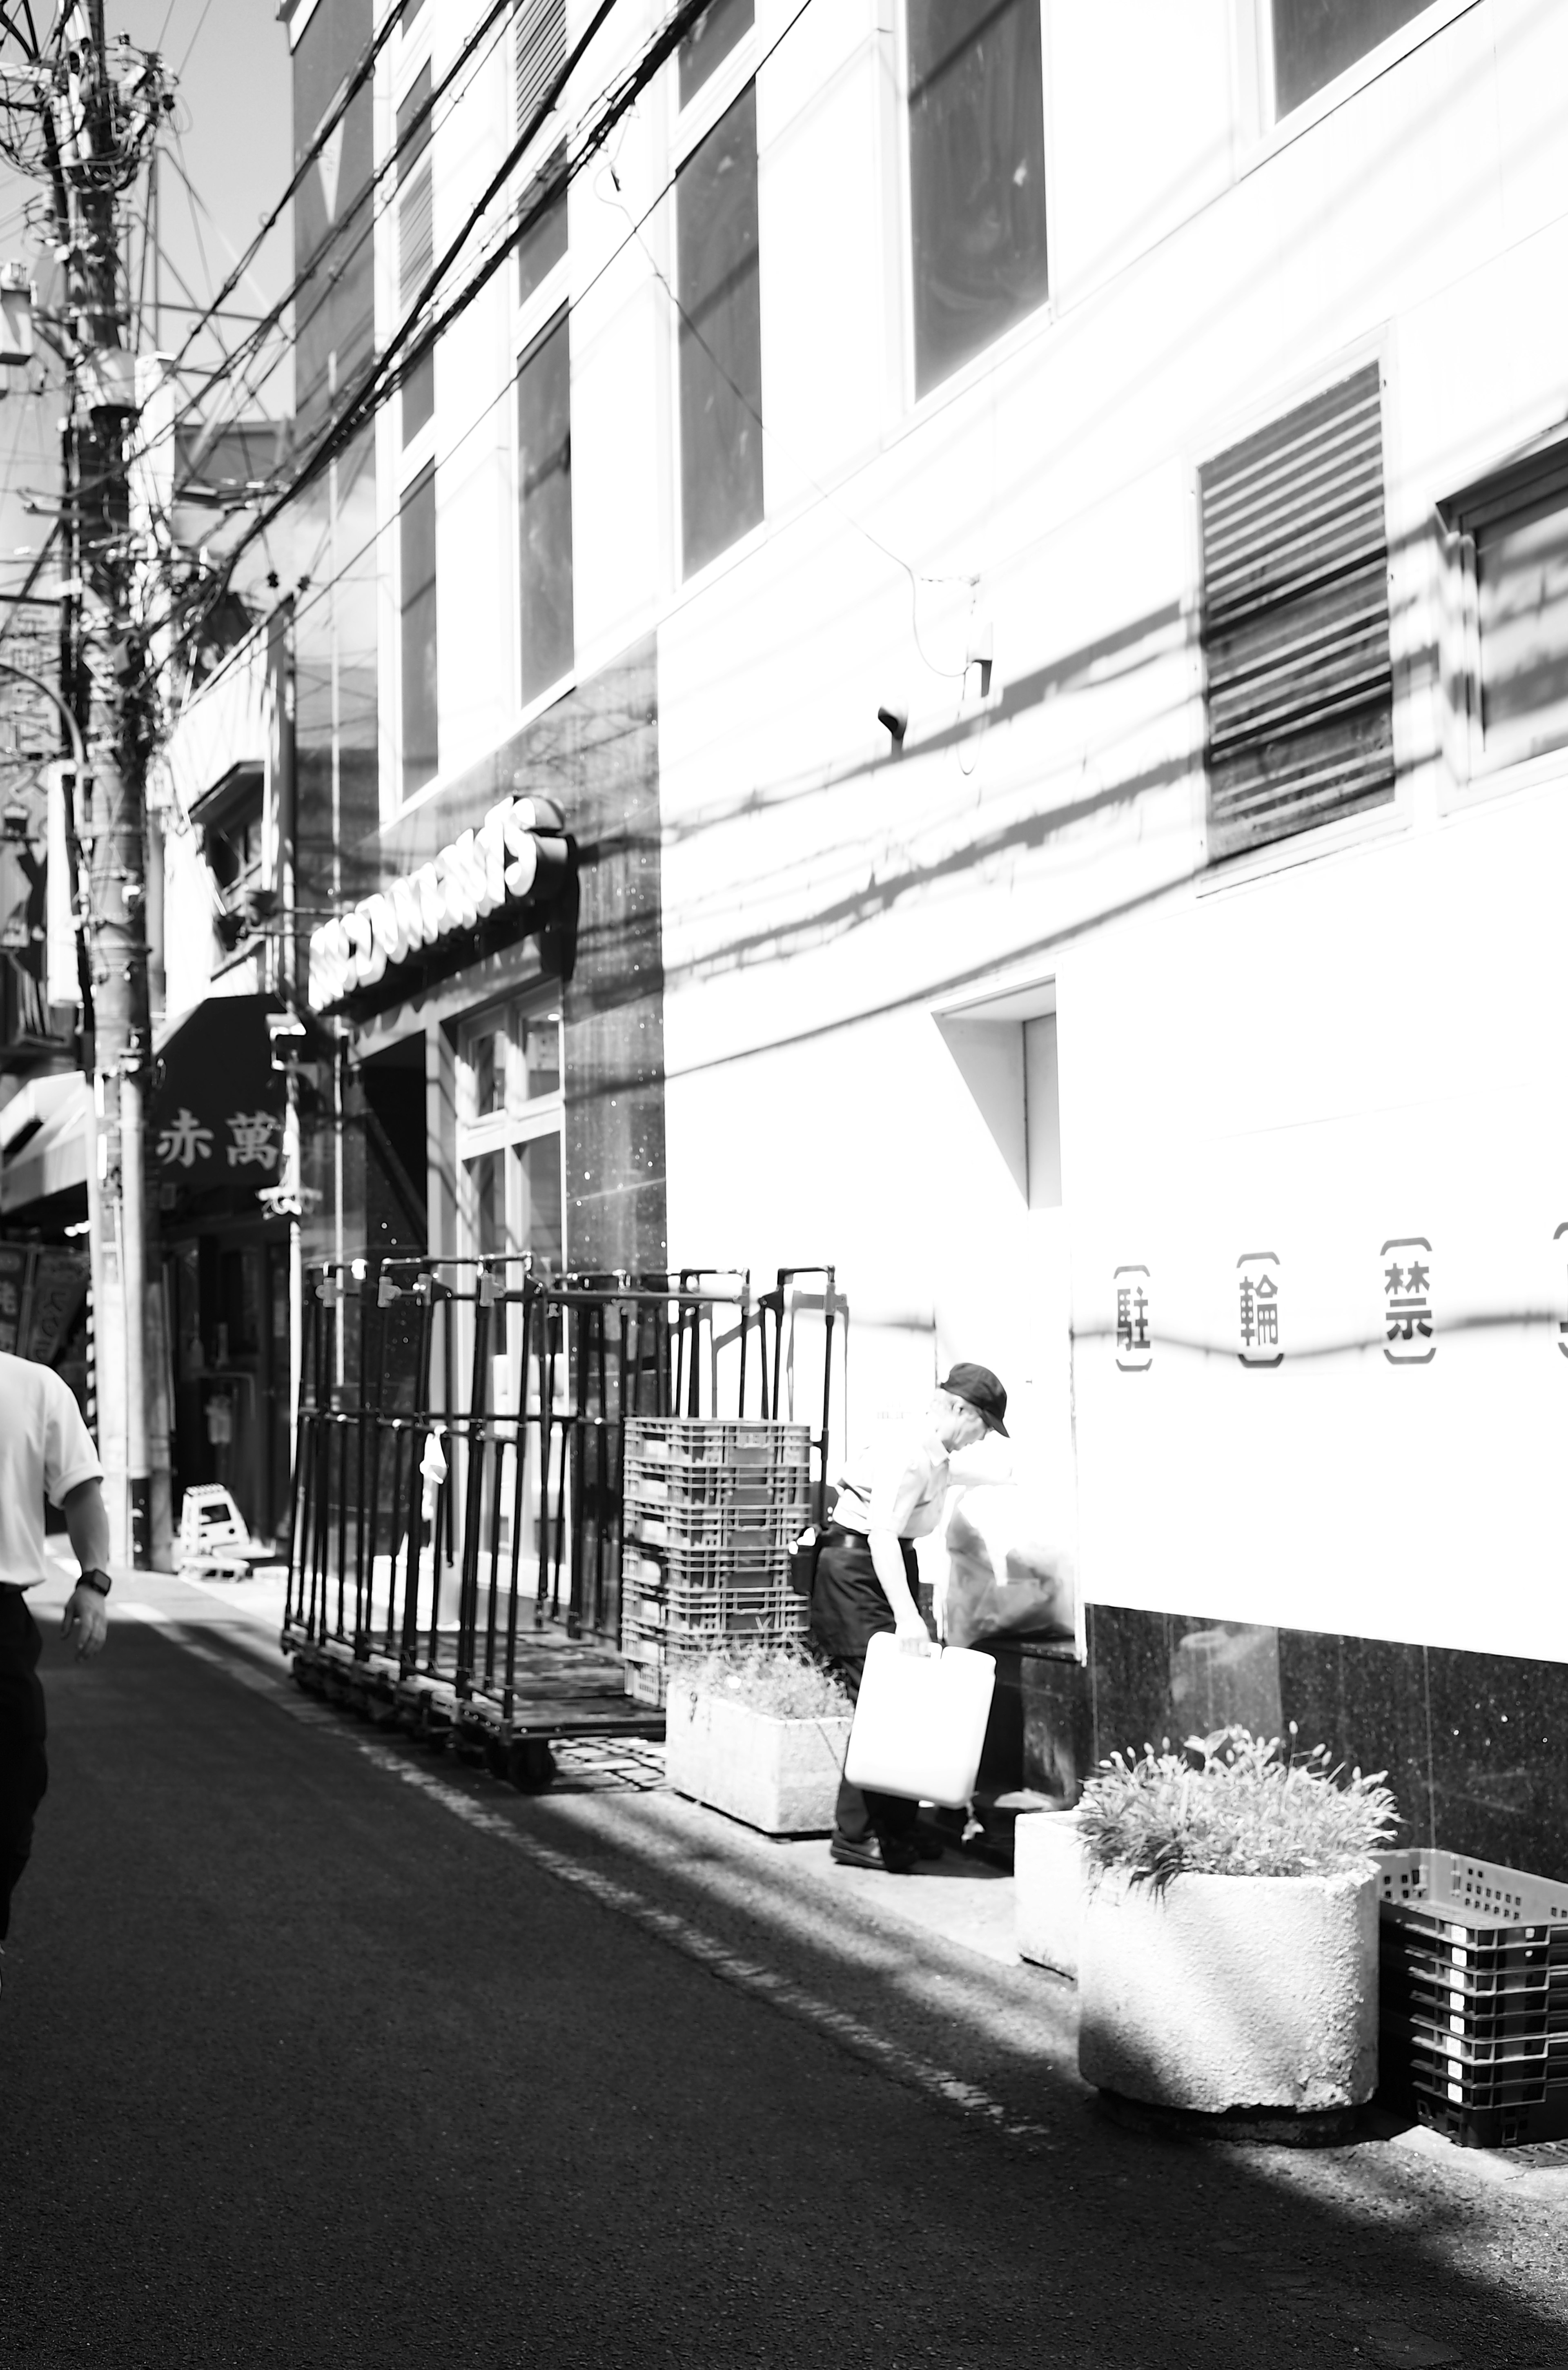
left=484, top=1737, right=509, bottom=1780
left=507, top=1739, right=557, bottom=1793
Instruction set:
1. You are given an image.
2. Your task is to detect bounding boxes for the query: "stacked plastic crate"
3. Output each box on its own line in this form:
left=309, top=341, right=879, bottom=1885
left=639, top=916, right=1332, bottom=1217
left=1379, top=1849, right=1568, bottom=2147
left=620, top=1417, right=813, bottom=1706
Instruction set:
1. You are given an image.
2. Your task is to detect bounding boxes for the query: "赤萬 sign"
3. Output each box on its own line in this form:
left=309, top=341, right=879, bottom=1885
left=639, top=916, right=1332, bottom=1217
left=307, top=794, right=567, bottom=1011
left=150, top=993, right=287, bottom=1201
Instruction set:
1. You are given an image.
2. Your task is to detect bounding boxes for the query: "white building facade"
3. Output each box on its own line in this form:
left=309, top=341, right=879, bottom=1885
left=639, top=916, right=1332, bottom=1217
left=298, top=0, right=1568, bottom=1861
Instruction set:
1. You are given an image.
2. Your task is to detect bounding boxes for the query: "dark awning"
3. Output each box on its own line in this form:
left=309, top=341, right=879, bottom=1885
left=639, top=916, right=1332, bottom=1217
left=150, top=992, right=286, bottom=1212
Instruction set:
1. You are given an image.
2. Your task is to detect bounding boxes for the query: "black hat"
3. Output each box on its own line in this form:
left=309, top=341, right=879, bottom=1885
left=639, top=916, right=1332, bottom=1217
left=941, top=1362, right=1009, bottom=1437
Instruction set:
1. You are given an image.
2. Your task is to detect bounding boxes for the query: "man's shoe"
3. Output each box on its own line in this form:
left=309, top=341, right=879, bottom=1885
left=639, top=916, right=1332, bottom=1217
left=829, top=1833, right=918, bottom=1874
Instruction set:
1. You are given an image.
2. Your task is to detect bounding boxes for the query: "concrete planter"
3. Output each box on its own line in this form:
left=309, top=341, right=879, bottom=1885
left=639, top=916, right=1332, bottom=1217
left=1078, top=1865, right=1379, bottom=2115
left=664, top=1680, right=851, bottom=1837
left=1014, top=1808, right=1089, bottom=1980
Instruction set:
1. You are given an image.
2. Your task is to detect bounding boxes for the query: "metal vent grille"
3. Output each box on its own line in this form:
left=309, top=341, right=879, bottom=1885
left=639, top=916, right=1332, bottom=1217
left=1201, top=363, right=1393, bottom=860
left=517, top=0, right=566, bottom=140
left=399, top=163, right=434, bottom=314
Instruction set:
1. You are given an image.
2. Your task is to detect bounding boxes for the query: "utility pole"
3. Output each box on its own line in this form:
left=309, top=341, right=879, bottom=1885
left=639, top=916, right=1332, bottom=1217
left=29, top=4, right=170, bottom=1564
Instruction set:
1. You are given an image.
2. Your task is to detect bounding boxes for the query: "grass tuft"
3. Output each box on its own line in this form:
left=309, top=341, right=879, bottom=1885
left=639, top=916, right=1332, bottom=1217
left=1076, top=1724, right=1399, bottom=1891
left=672, top=1639, right=853, bottom=1721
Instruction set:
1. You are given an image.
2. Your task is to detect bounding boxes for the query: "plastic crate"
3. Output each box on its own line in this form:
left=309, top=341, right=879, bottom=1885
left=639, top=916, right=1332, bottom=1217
left=1404, top=2089, right=1568, bottom=2149
left=627, top=1504, right=806, bottom=1549
left=624, top=1418, right=812, bottom=1470
left=1382, top=1938, right=1568, bottom=2002
left=623, top=1658, right=664, bottom=1706
left=624, top=1538, right=791, bottom=1590
left=623, top=1461, right=811, bottom=1510
left=1379, top=1849, right=1568, bottom=1941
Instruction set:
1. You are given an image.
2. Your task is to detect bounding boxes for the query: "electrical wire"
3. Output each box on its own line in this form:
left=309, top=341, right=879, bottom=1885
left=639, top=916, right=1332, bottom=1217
left=131, top=0, right=519, bottom=465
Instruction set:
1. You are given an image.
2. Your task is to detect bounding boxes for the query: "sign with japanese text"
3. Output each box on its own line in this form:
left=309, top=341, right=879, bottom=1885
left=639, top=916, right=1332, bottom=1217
left=1382, top=1236, right=1434, bottom=1365
left=1236, top=1250, right=1282, bottom=1368
left=149, top=993, right=286, bottom=1206
left=1114, top=1263, right=1152, bottom=1371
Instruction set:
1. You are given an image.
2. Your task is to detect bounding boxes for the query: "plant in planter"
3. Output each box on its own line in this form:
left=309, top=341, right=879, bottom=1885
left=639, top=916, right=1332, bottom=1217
left=1075, top=1726, right=1398, bottom=2128
left=664, top=1643, right=853, bottom=1838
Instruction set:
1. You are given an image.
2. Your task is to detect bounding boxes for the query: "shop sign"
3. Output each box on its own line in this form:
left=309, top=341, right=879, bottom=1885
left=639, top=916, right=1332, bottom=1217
left=150, top=993, right=287, bottom=1204
left=1114, top=1262, right=1152, bottom=1372
left=307, top=795, right=563, bottom=1011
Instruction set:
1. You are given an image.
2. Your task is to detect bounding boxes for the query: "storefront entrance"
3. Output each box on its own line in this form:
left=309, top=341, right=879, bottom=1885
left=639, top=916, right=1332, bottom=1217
left=164, top=1218, right=293, bottom=1552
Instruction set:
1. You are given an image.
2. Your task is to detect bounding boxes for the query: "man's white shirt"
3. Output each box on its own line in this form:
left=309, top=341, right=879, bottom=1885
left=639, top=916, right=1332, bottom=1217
left=0, top=1352, right=103, bottom=1586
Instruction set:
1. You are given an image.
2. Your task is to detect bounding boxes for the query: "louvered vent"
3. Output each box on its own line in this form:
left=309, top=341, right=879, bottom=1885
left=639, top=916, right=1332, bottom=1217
left=517, top=0, right=566, bottom=139
left=1201, top=363, right=1393, bottom=860
left=399, top=165, right=434, bottom=313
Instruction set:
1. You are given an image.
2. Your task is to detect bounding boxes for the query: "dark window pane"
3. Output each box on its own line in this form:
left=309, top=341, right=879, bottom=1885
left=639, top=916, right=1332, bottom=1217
left=517, top=146, right=568, bottom=307
left=676, top=81, right=762, bottom=577
left=521, top=1134, right=563, bottom=1270
left=518, top=308, right=574, bottom=700
left=400, top=466, right=438, bottom=799
left=396, top=61, right=431, bottom=177
left=1477, top=490, right=1568, bottom=764
left=908, top=0, right=1048, bottom=398
left=1272, top=0, right=1431, bottom=116
left=402, top=347, right=434, bottom=445
left=679, top=0, right=753, bottom=106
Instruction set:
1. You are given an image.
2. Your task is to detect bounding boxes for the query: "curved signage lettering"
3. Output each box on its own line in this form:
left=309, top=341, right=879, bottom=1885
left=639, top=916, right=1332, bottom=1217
left=308, top=795, right=564, bottom=1010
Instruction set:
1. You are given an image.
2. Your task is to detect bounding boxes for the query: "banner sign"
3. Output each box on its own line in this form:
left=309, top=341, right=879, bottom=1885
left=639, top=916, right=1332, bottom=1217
left=150, top=993, right=286, bottom=1199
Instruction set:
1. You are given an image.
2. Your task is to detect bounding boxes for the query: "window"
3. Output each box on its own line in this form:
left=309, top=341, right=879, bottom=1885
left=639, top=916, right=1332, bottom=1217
left=400, top=464, right=438, bottom=799
left=397, top=65, right=435, bottom=443
left=517, top=146, right=567, bottom=307
left=679, top=0, right=752, bottom=105
left=516, top=0, right=566, bottom=140
left=1269, top=0, right=1432, bottom=118
left=517, top=307, right=573, bottom=701
left=934, top=1002, right=1060, bottom=1208
left=1448, top=445, right=1568, bottom=775
left=1200, top=363, right=1393, bottom=862
left=676, top=81, right=762, bottom=578
left=907, top=0, right=1048, bottom=399
left=458, top=997, right=565, bottom=1273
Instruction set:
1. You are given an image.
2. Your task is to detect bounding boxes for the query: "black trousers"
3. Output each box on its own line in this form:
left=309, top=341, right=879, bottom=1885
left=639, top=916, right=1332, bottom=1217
left=810, top=1527, right=924, bottom=1849
left=0, top=1587, right=47, bottom=1944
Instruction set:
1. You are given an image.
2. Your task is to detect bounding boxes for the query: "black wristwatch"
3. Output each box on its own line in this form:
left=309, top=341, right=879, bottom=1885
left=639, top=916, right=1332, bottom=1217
left=76, top=1568, right=111, bottom=1597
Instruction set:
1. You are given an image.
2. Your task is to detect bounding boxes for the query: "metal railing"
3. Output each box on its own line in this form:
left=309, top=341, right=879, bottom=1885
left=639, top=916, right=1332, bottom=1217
left=283, top=1256, right=840, bottom=1726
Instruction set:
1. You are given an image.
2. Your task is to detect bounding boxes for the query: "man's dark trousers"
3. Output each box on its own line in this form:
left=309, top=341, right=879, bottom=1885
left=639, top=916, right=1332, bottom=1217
left=810, top=1527, right=924, bottom=1851
left=0, top=1587, right=47, bottom=1942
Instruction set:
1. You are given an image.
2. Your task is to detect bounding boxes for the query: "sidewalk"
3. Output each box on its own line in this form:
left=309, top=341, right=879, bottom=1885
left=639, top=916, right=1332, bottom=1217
left=58, top=1558, right=1568, bottom=2241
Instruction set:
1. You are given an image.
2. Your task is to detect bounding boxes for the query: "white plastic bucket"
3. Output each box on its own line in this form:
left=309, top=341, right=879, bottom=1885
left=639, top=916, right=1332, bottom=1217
left=842, top=1633, right=996, bottom=1808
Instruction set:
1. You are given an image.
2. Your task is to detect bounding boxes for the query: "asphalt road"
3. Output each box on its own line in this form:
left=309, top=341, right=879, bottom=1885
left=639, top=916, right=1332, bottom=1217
left=3, top=1594, right=1568, bottom=2370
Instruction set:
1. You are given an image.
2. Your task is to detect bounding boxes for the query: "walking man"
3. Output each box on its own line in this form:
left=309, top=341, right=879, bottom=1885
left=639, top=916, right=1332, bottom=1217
left=0, top=1349, right=113, bottom=1971
left=810, top=1362, right=1009, bottom=1873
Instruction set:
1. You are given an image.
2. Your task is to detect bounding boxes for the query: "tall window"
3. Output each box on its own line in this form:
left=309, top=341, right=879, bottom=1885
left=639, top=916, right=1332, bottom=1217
left=1270, top=0, right=1432, bottom=118
left=1201, top=364, right=1393, bottom=862
left=400, top=464, right=438, bottom=800
left=518, top=309, right=573, bottom=702
left=907, top=0, right=1048, bottom=399
left=397, top=65, right=434, bottom=443
left=1448, top=445, right=1568, bottom=776
left=517, top=147, right=567, bottom=306
left=676, top=82, right=762, bottom=578
left=679, top=0, right=752, bottom=105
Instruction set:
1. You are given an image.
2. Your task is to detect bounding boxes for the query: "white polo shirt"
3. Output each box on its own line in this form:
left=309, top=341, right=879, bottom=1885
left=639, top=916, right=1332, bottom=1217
left=831, top=1423, right=954, bottom=1541
left=0, top=1352, right=102, bottom=1588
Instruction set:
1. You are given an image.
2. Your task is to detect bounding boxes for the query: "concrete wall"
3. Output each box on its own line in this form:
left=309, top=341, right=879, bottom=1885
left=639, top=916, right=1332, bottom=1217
left=374, top=0, right=1568, bottom=1668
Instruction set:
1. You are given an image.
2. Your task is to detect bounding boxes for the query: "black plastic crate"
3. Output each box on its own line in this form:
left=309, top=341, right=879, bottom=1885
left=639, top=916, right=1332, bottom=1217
left=1405, top=2088, right=1568, bottom=2149
left=1383, top=1937, right=1568, bottom=2002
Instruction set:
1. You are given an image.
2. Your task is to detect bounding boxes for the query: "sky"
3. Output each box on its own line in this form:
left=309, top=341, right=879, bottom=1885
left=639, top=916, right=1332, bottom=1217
left=0, top=0, right=296, bottom=590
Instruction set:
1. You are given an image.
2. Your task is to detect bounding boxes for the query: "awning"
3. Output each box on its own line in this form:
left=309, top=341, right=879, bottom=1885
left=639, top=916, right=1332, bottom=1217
left=151, top=992, right=287, bottom=1206
left=0, top=1071, right=90, bottom=1214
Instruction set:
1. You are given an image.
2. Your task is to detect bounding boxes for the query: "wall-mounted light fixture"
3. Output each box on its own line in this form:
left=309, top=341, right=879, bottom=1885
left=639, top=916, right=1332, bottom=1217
left=877, top=702, right=908, bottom=750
